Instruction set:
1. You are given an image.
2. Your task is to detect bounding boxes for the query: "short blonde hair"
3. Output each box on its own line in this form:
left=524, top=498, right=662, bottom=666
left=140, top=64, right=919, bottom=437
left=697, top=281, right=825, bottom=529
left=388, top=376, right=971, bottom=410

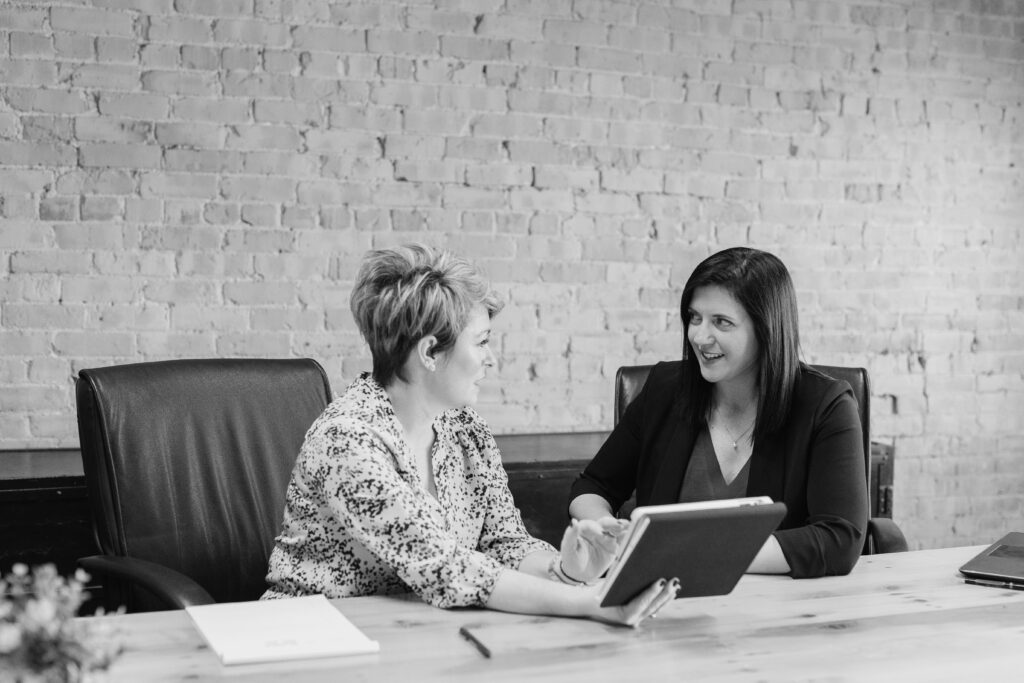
left=350, top=244, right=503, bottom=387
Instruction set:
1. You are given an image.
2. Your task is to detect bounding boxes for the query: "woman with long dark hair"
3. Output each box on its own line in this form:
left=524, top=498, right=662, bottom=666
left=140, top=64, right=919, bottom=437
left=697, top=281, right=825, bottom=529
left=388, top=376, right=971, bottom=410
left=569, top=247, right=868, bottom=577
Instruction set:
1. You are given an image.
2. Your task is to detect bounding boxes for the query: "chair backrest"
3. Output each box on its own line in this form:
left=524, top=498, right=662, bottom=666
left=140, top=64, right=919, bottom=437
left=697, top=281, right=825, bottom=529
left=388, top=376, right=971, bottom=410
left=614, top=363, right=872, bottom=499
left=614, top=364, right=869, bottom=456
left=76, top=358, right=331, bottom=607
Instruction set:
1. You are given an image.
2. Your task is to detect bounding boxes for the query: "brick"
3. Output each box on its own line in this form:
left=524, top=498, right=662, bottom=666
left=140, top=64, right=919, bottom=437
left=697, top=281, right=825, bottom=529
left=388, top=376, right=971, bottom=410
left=222, top=46, right=260, bottom=70
left=81, top=196, right=124, bottom=221
left=213, top=18, right=291, bottom=46
left=141, top=172, right=219, bottom=198
left=97, top=36, right=139, bottom=63
left=181, top=45, right=220, bottom=70
left=239, top=203, right=279, bottom=226
left=39, top=197, right=78, bottom=221
left=444, top=137, right=504, bottom=161
left=171, top=305, right=249, bottom=331
left=304, top=130, right=381, bottom=157
left=171, top=96, right=250, bottom=122
left=367, top=29, right=437, bottom=55
left=53, top=33, right=95, bottom=60
left=79, top=143, right=162, bottom=169
left=225, top=124, right=302, bottom=151
left=156, top=122, right=224, bottom=148
left=76, top=118, right=153, bottom=144
left=10, top=32, right=54, bottom=59
left=0, top=170, right=54, bottom=194
left=465, top=163, right=531, bottom=187
left=4, top=88, right=92, bottom=115
left=148, top=16, right=213, bottom=43
left=221, top=176, right=296, bottom=202
left=249, top=100, right=315, bottom=126
left=60, top=63, right=141, bottom=90
left=50, top=7, right=137, bottom=37
left=579, top=46, right=643, bottom=73
left=0, top=8, right=47, bottom=30
left=400, top=109, right=469, bottom=136
left=142, top=70, right=219, bottom=95
left=0, top=142, right=75, bottom=167
left=292, top=26, right=366, bottom=52
left=140, top=43, right=180, bottom=68
left=52, top=223, right=125, bottom=250
left=328, top=104, right=402, bottom=131
left=9, top=250, right=90, bottom=274
left=510, top=188, right=573, bottom=212
left=98, top=93, right=170, bottom=119
left=55, top=169, right=135, bottom=196
left=601, top=168, right=663, bottom=193
left=394, top=160, right=464, bottom=183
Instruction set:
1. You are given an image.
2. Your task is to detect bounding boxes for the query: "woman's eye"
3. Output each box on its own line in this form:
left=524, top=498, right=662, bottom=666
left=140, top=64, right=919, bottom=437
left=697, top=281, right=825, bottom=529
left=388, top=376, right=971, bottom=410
left=715, top=318, right=734, bottom=329
left=688, top=312, right=701, bottom=324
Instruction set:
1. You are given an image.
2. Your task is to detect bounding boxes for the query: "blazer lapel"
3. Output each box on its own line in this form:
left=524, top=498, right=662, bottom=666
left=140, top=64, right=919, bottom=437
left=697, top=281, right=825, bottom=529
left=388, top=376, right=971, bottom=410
left=648, top=395, right=697, bottom=504
left=748, top=429, right=785, bottom=500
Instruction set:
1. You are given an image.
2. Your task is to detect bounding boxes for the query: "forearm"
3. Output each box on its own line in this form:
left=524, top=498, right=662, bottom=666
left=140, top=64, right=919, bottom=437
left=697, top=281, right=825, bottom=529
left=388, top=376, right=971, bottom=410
left=517, top=548, right=557, bottom=580
left=484, top=568, right=594, bottom=619
left=568, top=493, right=614, bottom=521
left=746, top=534, right=791, bottom=574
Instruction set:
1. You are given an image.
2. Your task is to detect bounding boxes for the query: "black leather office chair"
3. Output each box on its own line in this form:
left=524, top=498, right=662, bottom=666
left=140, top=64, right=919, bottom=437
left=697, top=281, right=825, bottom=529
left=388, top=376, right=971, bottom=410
left=75, top=358, right=332, bottom=612
left=614, top=364, right=908, bottom=555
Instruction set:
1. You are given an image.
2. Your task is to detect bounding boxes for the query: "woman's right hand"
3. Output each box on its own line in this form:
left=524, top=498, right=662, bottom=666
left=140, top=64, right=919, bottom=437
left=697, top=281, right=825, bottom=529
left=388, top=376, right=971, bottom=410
left=585, top=577, right=680, bottom=628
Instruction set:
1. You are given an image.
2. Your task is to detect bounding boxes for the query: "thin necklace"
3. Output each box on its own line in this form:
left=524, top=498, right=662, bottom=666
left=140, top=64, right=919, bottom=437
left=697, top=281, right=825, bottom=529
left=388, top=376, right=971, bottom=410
left=712, top=407, right=755, bottom=450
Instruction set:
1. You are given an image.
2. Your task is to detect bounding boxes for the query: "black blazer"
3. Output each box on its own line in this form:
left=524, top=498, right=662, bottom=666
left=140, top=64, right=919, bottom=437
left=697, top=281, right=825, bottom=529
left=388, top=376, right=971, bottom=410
left=571, top=361, right=868, bottom=577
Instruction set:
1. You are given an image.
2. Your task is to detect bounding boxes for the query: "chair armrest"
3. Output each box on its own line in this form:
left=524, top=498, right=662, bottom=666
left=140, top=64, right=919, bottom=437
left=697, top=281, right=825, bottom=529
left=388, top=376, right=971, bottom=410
left=867, top=517, right=909, bottom=554
left=78, top=555, right=215, bottom=610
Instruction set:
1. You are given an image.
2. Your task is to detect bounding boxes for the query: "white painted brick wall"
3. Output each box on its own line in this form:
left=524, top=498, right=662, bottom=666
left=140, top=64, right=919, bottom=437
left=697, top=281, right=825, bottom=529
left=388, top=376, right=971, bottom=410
left=0, top=0, right=1022, bottom=551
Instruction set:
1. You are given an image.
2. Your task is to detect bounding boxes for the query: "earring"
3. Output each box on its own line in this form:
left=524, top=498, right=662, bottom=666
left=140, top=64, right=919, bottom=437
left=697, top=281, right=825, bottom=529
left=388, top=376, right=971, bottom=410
left=425, top=360, right=436, bottom=371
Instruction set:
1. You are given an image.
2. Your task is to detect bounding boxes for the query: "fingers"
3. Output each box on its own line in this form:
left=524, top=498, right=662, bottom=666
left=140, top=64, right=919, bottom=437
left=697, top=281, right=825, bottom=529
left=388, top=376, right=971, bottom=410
left=597, top=516, right=630, bottom=537
left=620, top=577, right=679, bottom=628
left=646, top=578, right=680, bottom=619
left=574, top=519, right=622, bottom=554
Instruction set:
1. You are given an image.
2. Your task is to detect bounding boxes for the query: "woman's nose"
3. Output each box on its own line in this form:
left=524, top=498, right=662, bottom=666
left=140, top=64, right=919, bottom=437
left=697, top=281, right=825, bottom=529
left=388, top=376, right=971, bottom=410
left=690, top=321, right=713, bottom=345
left=484, top=345, right=497, bottom=367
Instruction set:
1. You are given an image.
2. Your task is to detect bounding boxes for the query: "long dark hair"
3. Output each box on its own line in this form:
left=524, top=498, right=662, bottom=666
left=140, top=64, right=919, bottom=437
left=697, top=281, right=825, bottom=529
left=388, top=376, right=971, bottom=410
left=679, top=247, right=801, bottom=439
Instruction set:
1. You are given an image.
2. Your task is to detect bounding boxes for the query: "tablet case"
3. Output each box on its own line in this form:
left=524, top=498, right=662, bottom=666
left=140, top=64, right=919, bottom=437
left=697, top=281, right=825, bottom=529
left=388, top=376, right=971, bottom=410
left=598, top=500, right=787, bottom=607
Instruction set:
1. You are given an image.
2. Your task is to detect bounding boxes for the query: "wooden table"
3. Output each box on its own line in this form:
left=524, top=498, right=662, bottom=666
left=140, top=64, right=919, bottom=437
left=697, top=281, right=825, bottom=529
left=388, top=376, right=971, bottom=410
left=86, top=546, right=1022, bottom=682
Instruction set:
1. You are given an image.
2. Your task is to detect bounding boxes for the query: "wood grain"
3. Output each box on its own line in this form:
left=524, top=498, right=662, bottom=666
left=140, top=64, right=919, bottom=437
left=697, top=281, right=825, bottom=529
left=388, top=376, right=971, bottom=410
left=82, top=545, right=1024, bottom=682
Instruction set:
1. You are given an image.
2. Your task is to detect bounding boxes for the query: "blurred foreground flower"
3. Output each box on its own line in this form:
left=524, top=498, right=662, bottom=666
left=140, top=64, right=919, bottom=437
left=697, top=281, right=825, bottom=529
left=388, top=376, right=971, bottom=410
left=0, top=564, right=122, bottom=683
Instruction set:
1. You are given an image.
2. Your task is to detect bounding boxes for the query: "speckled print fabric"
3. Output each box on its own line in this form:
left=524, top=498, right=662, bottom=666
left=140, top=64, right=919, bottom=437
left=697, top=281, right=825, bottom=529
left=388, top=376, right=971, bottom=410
left=263, top=374, right=554, bottom=608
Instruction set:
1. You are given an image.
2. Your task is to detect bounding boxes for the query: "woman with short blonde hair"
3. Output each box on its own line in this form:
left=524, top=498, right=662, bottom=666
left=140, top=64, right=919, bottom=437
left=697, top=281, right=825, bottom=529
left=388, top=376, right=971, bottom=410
left=265, top=244, right=676, bottom=626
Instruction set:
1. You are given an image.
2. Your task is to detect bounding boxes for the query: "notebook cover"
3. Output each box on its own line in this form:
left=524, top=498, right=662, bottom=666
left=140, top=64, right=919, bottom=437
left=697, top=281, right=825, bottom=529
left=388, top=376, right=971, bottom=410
left=598, top=500, right=787, bottom=607
left=959, top=532, right=1024, bottom=583
left=186, top=595, right=380, bottom=666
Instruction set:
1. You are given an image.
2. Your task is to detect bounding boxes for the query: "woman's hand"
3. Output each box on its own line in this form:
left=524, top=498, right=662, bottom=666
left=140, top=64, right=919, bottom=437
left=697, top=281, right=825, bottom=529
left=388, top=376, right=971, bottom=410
left=586, top=577, right=680, bottom=628
left=558, top=517, right=630, bottom=584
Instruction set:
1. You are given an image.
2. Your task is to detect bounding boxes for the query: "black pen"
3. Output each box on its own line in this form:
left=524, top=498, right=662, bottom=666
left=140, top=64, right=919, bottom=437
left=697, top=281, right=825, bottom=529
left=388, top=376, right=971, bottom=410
left=964, top=577, right=1024, bottom=591
left=459, top=626, right=492, bottom=658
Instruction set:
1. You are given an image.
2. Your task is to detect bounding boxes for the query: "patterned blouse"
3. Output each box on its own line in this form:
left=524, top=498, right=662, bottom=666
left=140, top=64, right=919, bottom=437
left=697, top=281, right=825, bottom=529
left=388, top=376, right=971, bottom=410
left=263, top=374, right=554, bottom=608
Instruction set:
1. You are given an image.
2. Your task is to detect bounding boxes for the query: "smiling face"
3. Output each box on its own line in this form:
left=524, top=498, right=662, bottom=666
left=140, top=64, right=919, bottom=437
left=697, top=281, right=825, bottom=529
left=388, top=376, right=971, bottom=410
left=430, top=305, right=496, bottom=409
left=686, top=285, right=760, bottom=389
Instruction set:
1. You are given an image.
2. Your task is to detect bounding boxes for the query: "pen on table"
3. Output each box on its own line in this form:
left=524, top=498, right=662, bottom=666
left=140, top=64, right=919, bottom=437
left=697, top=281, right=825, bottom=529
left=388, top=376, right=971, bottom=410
left=963, top=577, right=1023, bottom=591
left=459, top=626, right=491, bottom=658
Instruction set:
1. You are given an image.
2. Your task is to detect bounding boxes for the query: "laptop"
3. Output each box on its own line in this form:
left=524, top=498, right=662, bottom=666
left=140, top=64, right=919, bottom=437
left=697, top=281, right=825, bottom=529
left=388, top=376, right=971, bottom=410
left=958, top=532, right=1024, bottom=589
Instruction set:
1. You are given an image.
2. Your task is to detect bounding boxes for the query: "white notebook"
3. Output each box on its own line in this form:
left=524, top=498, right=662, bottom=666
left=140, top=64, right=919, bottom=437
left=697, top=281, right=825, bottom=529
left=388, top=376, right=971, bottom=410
left=186, top=595, right=380, bottom=666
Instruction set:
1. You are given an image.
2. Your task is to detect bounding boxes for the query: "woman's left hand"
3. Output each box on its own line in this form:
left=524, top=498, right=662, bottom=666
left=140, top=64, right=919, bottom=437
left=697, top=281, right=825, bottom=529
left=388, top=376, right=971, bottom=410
left=558, top=517, right=630, bottom=584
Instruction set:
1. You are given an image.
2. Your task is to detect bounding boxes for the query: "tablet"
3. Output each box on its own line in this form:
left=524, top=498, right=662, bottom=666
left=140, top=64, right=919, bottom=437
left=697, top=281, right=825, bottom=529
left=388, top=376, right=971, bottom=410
left=597, top=497, right=788, bottom=607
